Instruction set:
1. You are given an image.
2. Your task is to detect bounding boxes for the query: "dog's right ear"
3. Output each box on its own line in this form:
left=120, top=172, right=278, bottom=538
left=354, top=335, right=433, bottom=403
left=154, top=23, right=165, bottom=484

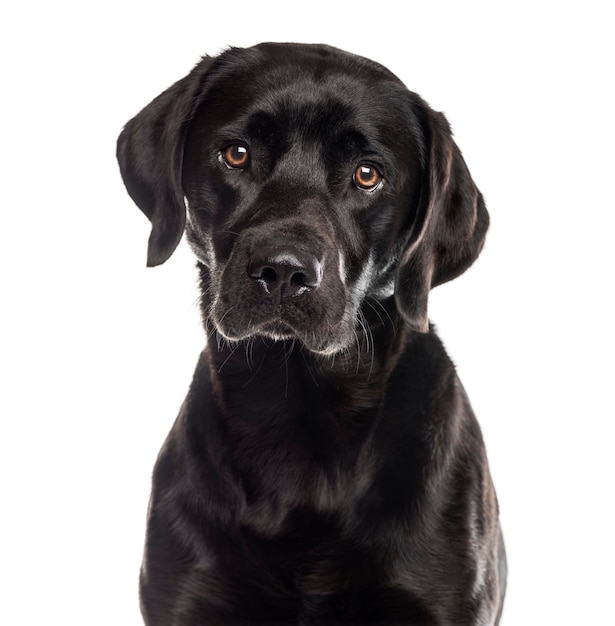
left=117, top=57, right=215, bottom=266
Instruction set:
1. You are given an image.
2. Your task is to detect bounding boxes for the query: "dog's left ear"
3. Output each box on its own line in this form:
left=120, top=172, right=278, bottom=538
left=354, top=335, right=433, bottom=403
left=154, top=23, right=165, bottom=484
left=117, top=57, right=215, bottom=266
left=395, top=108, right=489, bottom=332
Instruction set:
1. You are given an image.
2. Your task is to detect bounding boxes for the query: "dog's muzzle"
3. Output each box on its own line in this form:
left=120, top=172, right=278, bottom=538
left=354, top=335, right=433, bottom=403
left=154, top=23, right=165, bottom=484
left=209, top=227, right=352, bottom=354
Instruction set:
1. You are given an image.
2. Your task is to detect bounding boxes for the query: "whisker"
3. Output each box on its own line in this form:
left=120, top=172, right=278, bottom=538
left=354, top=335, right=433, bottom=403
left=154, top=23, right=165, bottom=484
left=300, top=349, right=320, bottom=388
left=217, top=342, right=240, bottom=373
left=364, top=297, right=396, bottom=333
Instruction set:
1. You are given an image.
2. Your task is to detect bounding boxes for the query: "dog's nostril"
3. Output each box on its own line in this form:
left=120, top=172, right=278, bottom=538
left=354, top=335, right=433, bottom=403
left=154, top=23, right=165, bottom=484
left=290, top=272, right=307, bottom=288
left=260, top=267, right=278, bottom=285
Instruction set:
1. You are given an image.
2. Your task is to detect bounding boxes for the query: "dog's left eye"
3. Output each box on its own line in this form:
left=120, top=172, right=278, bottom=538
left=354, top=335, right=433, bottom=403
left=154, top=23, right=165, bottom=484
left=353, top=164, right=383, bottom=191
left=221, top=143, right=250, bottom=169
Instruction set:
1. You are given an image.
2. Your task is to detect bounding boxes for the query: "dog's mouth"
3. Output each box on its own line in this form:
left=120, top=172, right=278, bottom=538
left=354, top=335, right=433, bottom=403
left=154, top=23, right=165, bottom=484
left=211, top=307, right=353, bottom=356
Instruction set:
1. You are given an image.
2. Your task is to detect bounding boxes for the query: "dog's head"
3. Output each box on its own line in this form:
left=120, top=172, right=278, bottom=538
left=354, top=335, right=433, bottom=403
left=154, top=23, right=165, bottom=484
left=117, top=43, right=488, bottom=355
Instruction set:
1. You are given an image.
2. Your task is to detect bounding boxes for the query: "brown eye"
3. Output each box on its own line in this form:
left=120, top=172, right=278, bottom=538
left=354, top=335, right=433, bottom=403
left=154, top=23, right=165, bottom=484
left=353, top=164, right=383, bottom=191
left=222, top=143, right=249, bottom=169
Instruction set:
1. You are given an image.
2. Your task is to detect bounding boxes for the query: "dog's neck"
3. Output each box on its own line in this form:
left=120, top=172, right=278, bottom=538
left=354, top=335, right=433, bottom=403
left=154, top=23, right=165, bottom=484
left=182, top=300, right=436, bottom=525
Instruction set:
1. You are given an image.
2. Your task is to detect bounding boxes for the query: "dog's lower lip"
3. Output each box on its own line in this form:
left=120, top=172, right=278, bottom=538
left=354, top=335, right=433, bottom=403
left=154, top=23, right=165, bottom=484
left=256, top=320, right=295, bottom=338
left=254, top=321, right=345, bottom=355
left=216, top=319, right=294, bottom=342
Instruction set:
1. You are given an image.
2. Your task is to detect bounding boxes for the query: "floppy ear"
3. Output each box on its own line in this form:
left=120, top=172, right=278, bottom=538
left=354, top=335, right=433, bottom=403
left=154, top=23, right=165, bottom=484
left=395, top=108, right=489, bottom=332
left=117, top=57, right=215, bottom=266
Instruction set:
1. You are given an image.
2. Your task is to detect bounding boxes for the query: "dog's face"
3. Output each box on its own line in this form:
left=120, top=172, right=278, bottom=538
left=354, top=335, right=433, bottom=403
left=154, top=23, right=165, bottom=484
left=182, top=46, right=426, bottom=355
left=118, top=43, right=489, bottom=354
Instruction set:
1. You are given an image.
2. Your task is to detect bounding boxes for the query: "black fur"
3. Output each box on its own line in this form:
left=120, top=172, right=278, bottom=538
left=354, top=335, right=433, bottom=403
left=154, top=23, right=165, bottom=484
left=118, top=43, right=506, bottom=625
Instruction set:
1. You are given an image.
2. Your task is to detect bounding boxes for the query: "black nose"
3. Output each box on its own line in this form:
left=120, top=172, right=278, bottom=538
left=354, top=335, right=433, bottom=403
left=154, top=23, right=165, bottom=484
left=248, top=246, right=323, bottom=298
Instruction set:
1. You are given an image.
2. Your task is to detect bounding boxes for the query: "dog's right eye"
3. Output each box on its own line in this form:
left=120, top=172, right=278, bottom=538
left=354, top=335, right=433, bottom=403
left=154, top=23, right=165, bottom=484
left=221, top=144, right=250, bottom=169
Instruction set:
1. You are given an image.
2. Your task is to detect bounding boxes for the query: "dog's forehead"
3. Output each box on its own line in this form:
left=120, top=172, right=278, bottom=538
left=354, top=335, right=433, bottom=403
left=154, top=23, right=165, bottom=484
left=199, top=44, right=411, bottom=134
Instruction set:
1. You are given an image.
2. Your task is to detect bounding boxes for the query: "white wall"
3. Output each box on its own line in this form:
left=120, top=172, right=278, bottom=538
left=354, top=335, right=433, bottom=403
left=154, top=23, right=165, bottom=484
left=2, top=1, right=613, bottom=624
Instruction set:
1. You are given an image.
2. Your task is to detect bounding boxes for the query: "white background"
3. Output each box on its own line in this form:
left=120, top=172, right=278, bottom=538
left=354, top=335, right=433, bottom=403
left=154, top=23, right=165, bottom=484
left=1, top=1, right=613, bottom=624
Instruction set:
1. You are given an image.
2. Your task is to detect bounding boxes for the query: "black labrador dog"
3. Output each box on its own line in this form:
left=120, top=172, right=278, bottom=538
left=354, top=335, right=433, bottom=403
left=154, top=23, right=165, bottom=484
left=118, top=43, right=506, bottom=625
